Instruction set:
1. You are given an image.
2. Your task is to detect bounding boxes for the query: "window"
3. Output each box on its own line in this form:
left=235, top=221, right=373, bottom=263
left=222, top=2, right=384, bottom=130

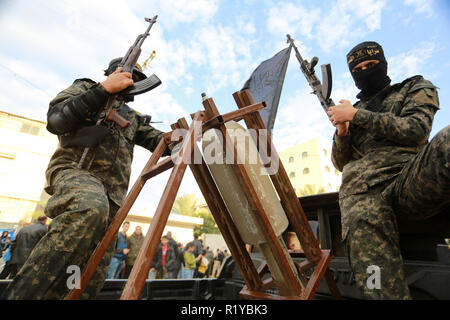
left=289, top=156, right=294, bottom=163
left=325, top=166, right=330, bottom=173
left=303, top=168, right=310, bottom=175
left=302, top=151, right=308, bottom=159
left=289, top=172, right=296, bottom=178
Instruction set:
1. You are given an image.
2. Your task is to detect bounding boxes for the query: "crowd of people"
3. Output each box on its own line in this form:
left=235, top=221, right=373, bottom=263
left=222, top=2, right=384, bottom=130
left=0, top=218, right=229, bottom=283
left=106, top=224, right=230, bottom=280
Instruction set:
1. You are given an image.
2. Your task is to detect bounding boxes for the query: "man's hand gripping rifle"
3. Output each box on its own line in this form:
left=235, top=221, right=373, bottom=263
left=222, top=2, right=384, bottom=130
left=78, top=16, right=161, bottom=169
left=286, top=34, right=348, bottom=136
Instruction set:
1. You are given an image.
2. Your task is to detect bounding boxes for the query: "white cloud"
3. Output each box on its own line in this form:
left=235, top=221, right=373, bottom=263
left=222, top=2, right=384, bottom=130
left=387, top=41, right=436, bottom=83
left=316, top=0, right=386, bottom=52
left=273, top=88, right=335, bottom=152
left=267, top=2, right=321, bottom=39
left=337, top=0, right=386, bottom=32
left=188, top=24, right=254, bottom=94
left=158, top=0, right=220, bottom=26
left=0, top=54, right=68, bottom=121
left=267, top=0, right=387, bottom=52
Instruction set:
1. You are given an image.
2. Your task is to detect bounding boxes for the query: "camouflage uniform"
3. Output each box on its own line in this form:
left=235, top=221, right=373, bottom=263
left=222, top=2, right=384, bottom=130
left=332, top=75, right=449, bottom=299
left=4, top=79, right=167, bottom=299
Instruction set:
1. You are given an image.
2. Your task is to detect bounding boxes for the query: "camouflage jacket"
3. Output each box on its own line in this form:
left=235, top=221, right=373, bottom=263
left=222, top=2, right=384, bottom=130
left=126, top=232, right=144, bottom=265
left=45, top=78, right=167, bottom=206
left=331, top=75, right=440, bottom=198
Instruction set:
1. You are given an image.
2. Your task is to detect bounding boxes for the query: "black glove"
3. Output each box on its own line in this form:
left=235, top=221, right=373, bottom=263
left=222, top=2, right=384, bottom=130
left=47, top=84, right=110, bottom=135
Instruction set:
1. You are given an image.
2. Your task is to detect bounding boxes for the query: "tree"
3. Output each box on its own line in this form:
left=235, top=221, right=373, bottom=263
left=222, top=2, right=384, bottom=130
left=171, top=193, right=220, bottom=236
left=193, top=206, right=220, bottom=235
left=296, top=184, right=326, bottom=197
left=171, top=193, right=198, bottom=216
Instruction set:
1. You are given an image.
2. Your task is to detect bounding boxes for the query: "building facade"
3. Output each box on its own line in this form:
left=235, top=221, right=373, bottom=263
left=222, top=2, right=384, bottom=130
left=279, top=137, right=341, bottom=196
left=0, top=110, right=58, bottom=228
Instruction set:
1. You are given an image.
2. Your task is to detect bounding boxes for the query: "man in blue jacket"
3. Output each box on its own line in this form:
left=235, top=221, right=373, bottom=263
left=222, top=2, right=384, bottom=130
left=107, top=221, right=130, bottom=279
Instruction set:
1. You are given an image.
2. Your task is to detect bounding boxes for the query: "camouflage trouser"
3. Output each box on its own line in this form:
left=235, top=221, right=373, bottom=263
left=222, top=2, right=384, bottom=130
left=340, top=126, right=449, bottom=300
left=4, top=168, right=119, bottom=300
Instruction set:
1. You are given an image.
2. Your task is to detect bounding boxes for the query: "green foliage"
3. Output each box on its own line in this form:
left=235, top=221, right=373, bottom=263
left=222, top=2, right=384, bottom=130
left=194, top=207, right=220, bottom=235
left=296, top=184, right=326, bottom=196
left=171, top=193, right=198, bottom=216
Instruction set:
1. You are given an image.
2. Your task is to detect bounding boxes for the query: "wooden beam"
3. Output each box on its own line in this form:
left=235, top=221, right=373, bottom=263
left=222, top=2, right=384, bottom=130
left=140, top=157, right=174, bottom=180
left=301, top=250, right=332, bottom=300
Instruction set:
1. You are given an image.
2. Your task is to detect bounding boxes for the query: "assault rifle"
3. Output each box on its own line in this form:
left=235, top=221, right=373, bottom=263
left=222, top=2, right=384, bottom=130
left=286, top=34, right=347, bottom=136
left=78, top=16, right=161, bottom=169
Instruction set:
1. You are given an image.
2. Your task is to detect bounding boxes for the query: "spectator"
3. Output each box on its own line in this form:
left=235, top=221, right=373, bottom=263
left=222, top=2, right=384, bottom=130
left=107, top=221, right=130, bottom=279
left=183, top=243, right=200, bottom=278
left=192, top=233, right=203, bottom=258
left=211, top=249, right=224, bottom=278
left=197, top=250, right=210, bottom=279
left=192, top=233, right=203, bottom=277
left=223, top=249, right=229, bottom=258
left=205, top=246, right=214, bottom=277
left=0, top=231, right=8, bottom=243
left=8, top=216, right=47, bottom=278
left=165, top=231, right=179, bottom=258
left=0, top=237, right=12, bottom=278
left=0, top=232, right=9, bottom=272
left=151, top=236, right=177, bottom=279
left=124, top=226, right=144, bottom=278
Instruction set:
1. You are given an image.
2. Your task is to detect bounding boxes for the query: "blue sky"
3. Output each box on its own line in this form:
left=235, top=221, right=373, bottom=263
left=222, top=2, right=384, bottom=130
left=0, top=0, right=449, bottom=212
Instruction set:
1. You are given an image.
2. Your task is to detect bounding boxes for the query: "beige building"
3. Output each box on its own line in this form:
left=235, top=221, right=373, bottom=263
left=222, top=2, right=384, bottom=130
left=279, top=137, right=341, bottom=195
left=0, top=110, right=58, bottom=227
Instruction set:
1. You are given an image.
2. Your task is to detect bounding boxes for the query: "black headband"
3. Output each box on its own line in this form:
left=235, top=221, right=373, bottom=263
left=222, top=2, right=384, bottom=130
left=347, top=41, right=386, bottom=71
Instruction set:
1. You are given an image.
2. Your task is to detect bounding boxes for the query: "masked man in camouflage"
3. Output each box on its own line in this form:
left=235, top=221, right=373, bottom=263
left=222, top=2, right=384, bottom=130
left=327, top=41, right=449, bottom=299
left=4, top=59, right=170, bottom=299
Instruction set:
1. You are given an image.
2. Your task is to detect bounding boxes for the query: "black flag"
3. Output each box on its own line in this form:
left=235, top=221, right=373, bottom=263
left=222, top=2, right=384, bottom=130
left=242, top=45, right=292, bottom=135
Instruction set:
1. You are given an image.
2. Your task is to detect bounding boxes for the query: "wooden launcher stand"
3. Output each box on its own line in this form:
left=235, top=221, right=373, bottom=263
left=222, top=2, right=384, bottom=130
left=66, top=89, right=341, bottom=300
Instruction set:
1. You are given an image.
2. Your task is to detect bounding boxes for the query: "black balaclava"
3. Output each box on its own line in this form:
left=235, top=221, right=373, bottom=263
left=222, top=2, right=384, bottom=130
left=347, top=41, right=391, bottom=97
